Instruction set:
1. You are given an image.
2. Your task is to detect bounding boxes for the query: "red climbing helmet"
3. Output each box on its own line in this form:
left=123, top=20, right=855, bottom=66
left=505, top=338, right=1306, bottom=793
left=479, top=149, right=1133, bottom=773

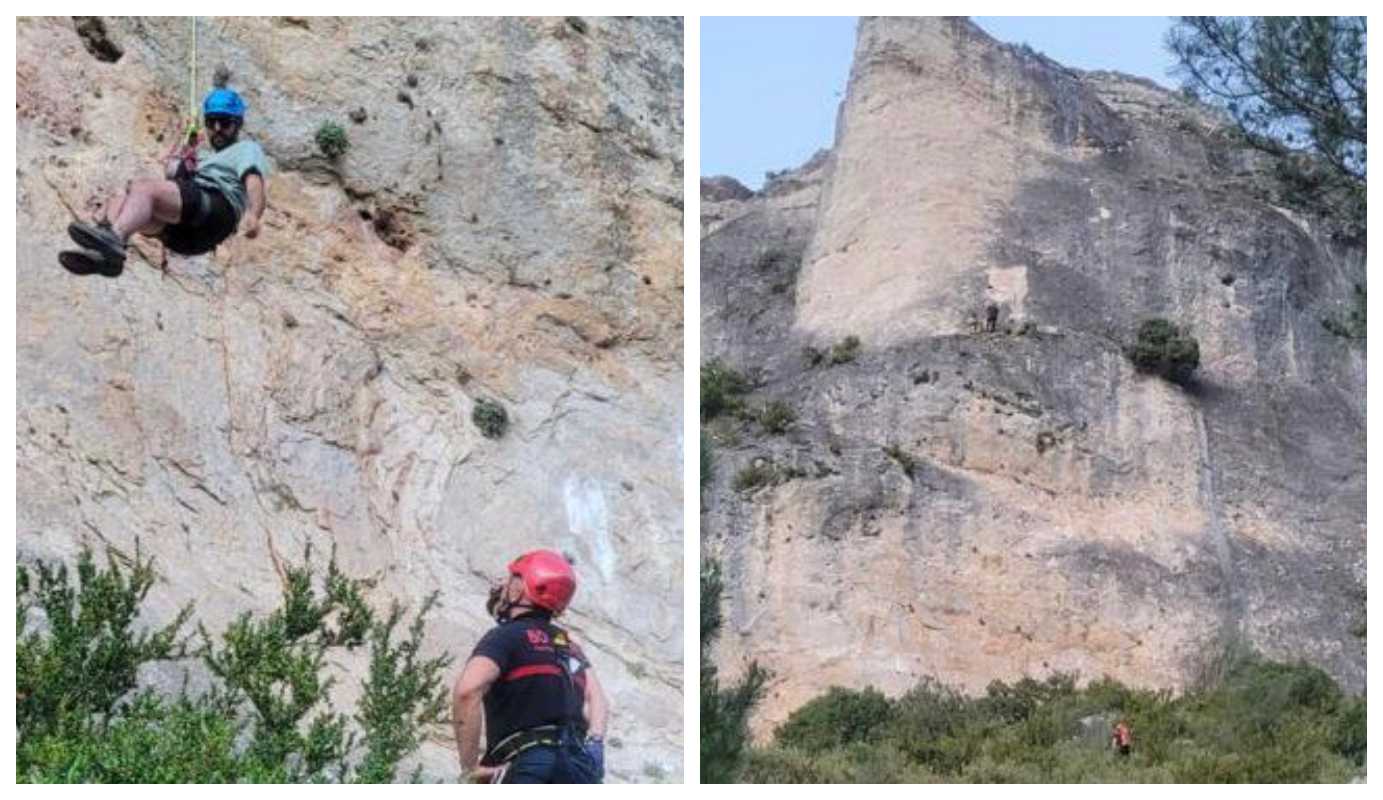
left=508, top=549, right=576, bottom=615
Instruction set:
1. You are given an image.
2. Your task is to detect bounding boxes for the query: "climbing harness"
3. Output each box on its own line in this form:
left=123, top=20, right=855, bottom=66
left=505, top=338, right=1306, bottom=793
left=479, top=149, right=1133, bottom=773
left=486, top=724, right=565, bottom=765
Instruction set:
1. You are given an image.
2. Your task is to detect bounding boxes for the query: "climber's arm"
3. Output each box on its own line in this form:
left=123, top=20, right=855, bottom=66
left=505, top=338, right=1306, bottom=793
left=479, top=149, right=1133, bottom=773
left=241, top=171, right=265, bottom=238
left=453, top=655, right=500, bottom=776
left=583, top=667, right=609, bottom=738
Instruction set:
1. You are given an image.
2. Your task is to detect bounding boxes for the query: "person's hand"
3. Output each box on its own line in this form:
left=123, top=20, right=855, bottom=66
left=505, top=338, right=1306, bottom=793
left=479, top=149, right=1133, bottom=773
left=585, top=737, right=605, bottom=780
left=241, top=214, right=261, bottom=239
left=464, top=764, right=502, bottom=783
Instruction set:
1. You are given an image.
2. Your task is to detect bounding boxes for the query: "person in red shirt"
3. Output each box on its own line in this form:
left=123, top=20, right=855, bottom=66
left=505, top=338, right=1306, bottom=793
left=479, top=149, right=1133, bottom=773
left=1111, top=720, right=1133, bottom=757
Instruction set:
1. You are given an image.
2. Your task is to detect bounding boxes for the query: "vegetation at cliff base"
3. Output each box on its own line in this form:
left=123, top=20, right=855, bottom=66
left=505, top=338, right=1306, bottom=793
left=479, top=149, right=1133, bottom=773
left=17, top=546, right=451, bottom=783
left=735, top=652, right=1364, bottom=783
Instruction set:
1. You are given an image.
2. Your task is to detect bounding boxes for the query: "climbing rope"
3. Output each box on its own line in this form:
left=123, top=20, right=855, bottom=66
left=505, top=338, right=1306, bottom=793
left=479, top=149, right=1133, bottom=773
left=164, top=17, right=200, bottom=173
left=187, top=16, right=197, bottom=137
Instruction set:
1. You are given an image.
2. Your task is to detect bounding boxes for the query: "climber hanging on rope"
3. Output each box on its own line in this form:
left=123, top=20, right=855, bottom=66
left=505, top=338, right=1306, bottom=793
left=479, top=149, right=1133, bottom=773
left=60, top=71, right=269, bottom=278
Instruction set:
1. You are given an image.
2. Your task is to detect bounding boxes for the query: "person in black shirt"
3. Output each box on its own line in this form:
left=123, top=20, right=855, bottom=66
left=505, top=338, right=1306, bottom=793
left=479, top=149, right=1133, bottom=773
left=452, top=549, right=609, bottom=783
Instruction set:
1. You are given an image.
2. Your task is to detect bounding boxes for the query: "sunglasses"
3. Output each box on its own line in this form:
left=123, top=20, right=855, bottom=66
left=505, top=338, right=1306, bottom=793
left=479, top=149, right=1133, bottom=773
left=204, top=116, right=240, bottom=130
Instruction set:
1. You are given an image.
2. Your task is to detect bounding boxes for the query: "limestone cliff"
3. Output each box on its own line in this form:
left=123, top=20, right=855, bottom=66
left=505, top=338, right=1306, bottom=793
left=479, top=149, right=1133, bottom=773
left=17, top=16, right=683, bottom=780
left=702, top=17, right=1364, bottom=735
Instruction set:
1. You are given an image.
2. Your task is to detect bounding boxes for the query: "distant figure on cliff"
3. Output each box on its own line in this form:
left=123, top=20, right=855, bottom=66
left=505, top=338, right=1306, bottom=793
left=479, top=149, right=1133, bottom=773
left=60, top=82, right=269, bottom=278
left=985, top=302, right=1000, bottom=333
left=1111, top=719, right=1133, bottom=757
left=452, top=550, right=608, bottom=783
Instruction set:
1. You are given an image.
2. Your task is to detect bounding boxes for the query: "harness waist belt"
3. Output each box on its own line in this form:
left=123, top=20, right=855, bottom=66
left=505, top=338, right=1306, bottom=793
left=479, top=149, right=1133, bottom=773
left=485, top=725, right=564, bottom=766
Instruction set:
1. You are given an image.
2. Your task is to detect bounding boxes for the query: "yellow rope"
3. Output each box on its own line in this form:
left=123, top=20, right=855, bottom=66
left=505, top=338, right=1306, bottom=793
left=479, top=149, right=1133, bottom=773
left=186, top=17, right=198, bottom=141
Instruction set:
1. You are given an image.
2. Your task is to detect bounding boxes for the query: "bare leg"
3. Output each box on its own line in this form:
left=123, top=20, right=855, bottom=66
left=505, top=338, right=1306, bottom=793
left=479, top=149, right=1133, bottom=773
left=103, top=188, right=127, bottom=226
left=111, top=178, right=182, bottom=241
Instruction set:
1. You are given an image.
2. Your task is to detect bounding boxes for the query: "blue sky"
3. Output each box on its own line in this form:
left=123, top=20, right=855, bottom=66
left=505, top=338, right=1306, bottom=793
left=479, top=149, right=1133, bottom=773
left=702, top=17, right=1179, bottom=188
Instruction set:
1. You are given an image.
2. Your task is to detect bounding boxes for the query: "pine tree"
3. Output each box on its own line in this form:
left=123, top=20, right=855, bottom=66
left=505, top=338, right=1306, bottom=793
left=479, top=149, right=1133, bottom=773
left=700, top=560, right=768, bottom=783
left=1168, top=17, right=1365, bottom=225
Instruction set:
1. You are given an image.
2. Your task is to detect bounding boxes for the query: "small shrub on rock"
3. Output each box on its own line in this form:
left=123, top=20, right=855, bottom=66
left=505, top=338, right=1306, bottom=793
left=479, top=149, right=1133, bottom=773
left=757, top=401, right=796, bottom=435
left=733, top=462, right=775, bottom=493
left=1129, top=318, right=1200, bottom=384
left=472, top=398, right=509, bottom=439
left=315, top=121, right=350, bottom=160
left=883, top=444, right=917, bottom=478
left=1322, top=283, right=1366, bottom=341
left=702, top=359, right=750, bottom=420
left=830, top=335, right=861, bottom=365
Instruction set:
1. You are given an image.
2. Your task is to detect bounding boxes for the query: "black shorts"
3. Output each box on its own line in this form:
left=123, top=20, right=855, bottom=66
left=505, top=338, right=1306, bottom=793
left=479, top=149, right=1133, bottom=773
left=158, top=178, right=238, bottom=256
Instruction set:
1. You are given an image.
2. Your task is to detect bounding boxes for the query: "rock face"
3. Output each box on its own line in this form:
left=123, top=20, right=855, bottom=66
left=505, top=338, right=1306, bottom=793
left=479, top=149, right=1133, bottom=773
left=17, top=16, right=683, bottom=781
left=702, top=17, right=1364, bottom=736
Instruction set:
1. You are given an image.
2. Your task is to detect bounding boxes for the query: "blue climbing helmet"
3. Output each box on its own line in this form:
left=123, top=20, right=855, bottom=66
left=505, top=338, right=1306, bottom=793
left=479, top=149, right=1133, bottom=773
left=202, top=88, right=246, bottom=120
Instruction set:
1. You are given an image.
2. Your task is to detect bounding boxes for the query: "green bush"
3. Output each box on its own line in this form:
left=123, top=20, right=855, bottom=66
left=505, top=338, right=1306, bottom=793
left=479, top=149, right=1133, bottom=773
left=17, top=547, right=191, bottom=744
left=887, top=678, right=978, bottom=774
left=472, top=398, right=509, bottom=438
left=702, top=359, right=750, bottom=421
left=1129, top=318, right=1200, bottom=384
left=979, top=674, right=1077, bottom=724
left=1332, top=696, right=1367, bottom=766
left=775, top=686, right=895, bottom=754
left=17, top=546, right=450, bottom=783
left=315, top=121, right=350, bottom=160
left=829, top=335, right=861, bottom=365
left=757, top=401, right=796, bottom=435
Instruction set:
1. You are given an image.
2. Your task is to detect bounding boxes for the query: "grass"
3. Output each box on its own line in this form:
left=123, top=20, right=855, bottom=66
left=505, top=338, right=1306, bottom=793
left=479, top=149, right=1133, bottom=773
left=757, top=401, right=796, bottom=435
left=830, top=336, right=861, bottom=365
left=735, top=653, right=1364, bottom=783
left=734, top=462, right=776, bottom=493
left=702, top=359, right=750, bottom=421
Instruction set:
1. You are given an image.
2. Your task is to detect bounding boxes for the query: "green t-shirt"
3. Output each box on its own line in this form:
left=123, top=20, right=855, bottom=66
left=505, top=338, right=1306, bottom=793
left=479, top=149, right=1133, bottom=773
left=193, top=139, right=270, bottom=220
